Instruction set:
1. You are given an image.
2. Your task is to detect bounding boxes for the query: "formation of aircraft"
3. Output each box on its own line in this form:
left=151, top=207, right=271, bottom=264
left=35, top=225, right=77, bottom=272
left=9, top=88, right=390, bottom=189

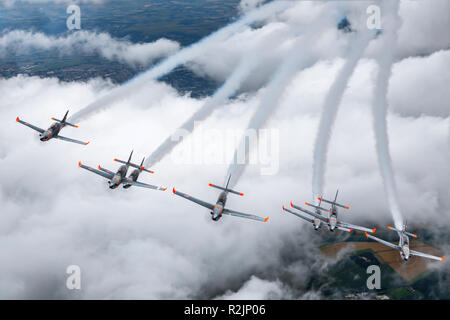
left=14, top=112, right=445, bottom=263
left=173, top=175, right=269, bottom=223
left=78, top=150, right=166, bottom=191
left=16, top=110, right=89, bottom=145
left=365, top=224, right=445, bottom=262
left=283, top=190, right=376, bottom=234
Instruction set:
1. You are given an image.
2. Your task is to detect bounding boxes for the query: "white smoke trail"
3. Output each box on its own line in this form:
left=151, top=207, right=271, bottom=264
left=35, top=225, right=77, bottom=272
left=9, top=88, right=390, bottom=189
left=225, top=3, right=342, bottom=188
left=68, top=0, right=293, bottom=123
left=371, top=1, right=403, bottom=229
left=311, top=30, right=373, bottom=203
left=226, top=36, right=318, bottom=189
left=143, top=27, right=289, bottom=168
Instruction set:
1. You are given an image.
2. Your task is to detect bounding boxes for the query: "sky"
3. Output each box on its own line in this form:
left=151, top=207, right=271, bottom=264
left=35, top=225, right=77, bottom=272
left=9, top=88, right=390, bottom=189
left=0, top=0, right=449, bottom=299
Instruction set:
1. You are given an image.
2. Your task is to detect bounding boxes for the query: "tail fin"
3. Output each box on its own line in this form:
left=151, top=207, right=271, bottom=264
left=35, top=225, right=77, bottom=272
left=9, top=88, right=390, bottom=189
left=127, top=150, right=133, bottom=166
left=52, top=110, right=78, bottom=127
left=209, top=183, right=243, bottom=196
left=62, top=110, right=69, bottom=123
left=114, top=153, right=154, bottom=174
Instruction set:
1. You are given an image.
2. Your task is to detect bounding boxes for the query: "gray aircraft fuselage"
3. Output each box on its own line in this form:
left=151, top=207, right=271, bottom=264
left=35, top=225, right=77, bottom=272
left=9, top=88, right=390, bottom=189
left=40, top=122, right=64, bottom=141
left=328, top=206, right=338, bottom=231
left=313, top=209, right=322, bottom=230
left=109, top=165, right=128, bottom=189
left=398, top=233, right=410, bottom=261
left=123, top=168, right=141, bottom=189
left=211, top=191, right=227, bottom=221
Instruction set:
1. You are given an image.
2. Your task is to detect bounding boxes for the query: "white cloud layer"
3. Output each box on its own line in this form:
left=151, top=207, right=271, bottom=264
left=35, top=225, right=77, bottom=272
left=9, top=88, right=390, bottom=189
left=0, top=0, right=448, bottom=299
left=0, top=48, right=448, bottom=297
left=0, top=30, right=180, bottom=68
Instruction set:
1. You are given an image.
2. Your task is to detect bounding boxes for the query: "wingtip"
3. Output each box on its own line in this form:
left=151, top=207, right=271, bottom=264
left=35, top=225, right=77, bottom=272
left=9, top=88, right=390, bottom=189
left=84, top=141, right=89, bottom=146
left=304, top=202, right=308, bottom=206
left=345, top=206, right=350, bottom=210
left=372, top=228, right=376, bottom=233
left=264, top=217, right=269, bottom=222
left=239, top=193, right=244, bottom=196
left=317, top=197, right=322, bottom=201
left=74, top=125, right=79, bottom=128
left=349, top=228, right=353, bottom=233
left=282, top=205, right=285, bottom=211
left=78, top=161, right=82, bottom=167
left=16, top=116, right=19, bottom=122
left=290, top=201, right=294, bottom=207
left=114, top=158, right=118, bottom=162
left=172, top=188, right=176, bottom=194
left=162, top=187, right=167, bottom=191
left=98, top=165, right=101, bottom=169
left=442, top=256, right=445, bottom=261
left=387, top=226, right=392, bottom=230
left=364, top=232, right=369, bottom=238
left=208, top=183, right=213, bottom=187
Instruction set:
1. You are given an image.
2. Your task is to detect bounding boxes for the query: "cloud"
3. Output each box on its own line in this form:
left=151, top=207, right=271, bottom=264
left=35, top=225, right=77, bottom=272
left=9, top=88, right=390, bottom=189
left=217, top=276, right=291, bottom=300
left=0, top=30, right=180, bottom=68
left=389, top=50, right=450, bottom=118
left=0, top=0, right=448, bottom=299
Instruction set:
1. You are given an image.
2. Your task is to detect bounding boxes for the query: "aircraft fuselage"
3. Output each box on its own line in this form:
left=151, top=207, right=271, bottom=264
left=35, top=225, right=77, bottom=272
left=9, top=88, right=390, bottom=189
left=211, top=191, right=227, bottom=221
left=108, top=165, right=128, bottom=189
left=328, top=205, right=338, bottom=231
left=123, top=168, right=140, bottom=189
left=39, top=122, right=63, bottom=141
left=399, top=234, right=410, bottom=261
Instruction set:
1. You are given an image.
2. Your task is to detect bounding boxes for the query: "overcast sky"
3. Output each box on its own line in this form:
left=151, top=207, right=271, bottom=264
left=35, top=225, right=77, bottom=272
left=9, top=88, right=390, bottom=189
left=0, top=0, right=448, bottom=299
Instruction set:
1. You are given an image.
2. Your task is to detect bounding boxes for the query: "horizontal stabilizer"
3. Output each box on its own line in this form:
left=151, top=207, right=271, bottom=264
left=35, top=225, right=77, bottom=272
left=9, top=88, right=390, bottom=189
left=52, top=117, right=78, bottom=128
left=209, top=183, right=243, bottom=196
left=114, top=158, right=154, bottom=174
left=387, top=226, right=417, bottom=238
left=318, top=197, right=349, bottom=210
left=304, top=202, right=328, bottom=212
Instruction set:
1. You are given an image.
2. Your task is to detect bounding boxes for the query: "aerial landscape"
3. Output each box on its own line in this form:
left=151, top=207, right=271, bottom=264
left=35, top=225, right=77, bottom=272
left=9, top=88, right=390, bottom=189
left=0, top=0, right=449, bottom=303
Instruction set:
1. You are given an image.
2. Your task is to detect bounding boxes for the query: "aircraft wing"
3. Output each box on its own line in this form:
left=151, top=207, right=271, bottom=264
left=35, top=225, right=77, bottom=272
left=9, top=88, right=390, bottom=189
left=222, top=208, right=269, bottom=223
left=410, top=250, right=444, bottom=262
left=338, top=221, right=376, bottom=233
left=336, top=226, right=353, bottom=233
left=366, top=233, right=400, bottom=250
left=125, top=179, right=166, bottom=191
left=293, top=205, right=328, bottom=223
left=16, top=117, right=45, bottom=133
left=78, top=162, right=114, bottom=180
left=172, top=188, right=215, bottom=210
left=283, top=206, right=314, bottom=224
left=55, top=135, right=89, bottom=145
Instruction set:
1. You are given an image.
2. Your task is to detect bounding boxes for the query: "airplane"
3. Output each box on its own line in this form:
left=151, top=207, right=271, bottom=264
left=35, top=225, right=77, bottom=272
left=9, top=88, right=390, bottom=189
left=78, top=150, right=167, bottom=191
left=282, top=198, right=325, bottom=231
left=365, top=224, right=445, bottom=262
left=286, top=190, right=376, bottom=233
left=172, top=175, right=269, bottom=223
left=16, top=110, right=89, bottom=145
